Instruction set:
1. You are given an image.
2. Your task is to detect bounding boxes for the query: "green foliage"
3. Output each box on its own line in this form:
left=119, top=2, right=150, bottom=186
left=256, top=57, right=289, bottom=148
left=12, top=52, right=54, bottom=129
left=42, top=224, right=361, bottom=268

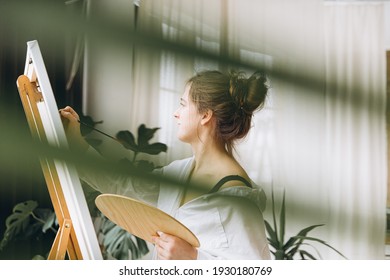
left=264, top=189, right=347, bottom=260
left=99, top=215, right=149, bottom=260
left=84, top=121, right=167, bottom=259
left=79, top=115, right=103, bottom=137
left=0, top=200, right=57, bottom=252
left=94, top=123, right=167, bottom=259
left=116, top=124, right=168, bottom=163
left=79, top=114, right=104, bottom=149
left=0, top=120, right=167, bottom=260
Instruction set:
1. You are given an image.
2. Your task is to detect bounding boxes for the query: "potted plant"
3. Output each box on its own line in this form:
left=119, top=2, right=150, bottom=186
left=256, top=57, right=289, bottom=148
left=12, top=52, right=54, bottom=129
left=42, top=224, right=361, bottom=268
left=264, top=189, right=347, bottom=260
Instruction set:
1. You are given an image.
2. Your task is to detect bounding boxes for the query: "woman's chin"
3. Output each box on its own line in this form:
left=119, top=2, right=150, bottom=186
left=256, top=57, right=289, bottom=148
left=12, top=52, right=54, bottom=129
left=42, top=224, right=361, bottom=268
left=177, top=133, right=189, bottom=143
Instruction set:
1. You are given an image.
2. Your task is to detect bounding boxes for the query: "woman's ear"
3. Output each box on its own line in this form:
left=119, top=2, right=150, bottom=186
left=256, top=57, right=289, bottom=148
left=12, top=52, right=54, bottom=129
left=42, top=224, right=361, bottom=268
left=200, top=109, right=213, bottom=126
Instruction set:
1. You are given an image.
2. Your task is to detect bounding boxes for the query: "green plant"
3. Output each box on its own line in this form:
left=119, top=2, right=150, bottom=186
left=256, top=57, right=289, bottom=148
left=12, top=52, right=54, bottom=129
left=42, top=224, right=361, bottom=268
left=98, top=215, right=149, bottom=260
left=84, top=121, right=167, bottom=260
left=116, top=124, right=167, bottom=171
left=0, top=120, right=167, bottom=260
left=0, top=200, right=57, bottom=259
left=264, top=189, right=347, bottom=260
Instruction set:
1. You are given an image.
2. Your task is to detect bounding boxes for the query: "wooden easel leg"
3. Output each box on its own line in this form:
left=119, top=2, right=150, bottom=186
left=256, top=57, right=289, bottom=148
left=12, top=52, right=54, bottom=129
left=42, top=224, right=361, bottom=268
left=47, top=219, right=72, bottom=260
left=66, top=230, right=79, bottom=260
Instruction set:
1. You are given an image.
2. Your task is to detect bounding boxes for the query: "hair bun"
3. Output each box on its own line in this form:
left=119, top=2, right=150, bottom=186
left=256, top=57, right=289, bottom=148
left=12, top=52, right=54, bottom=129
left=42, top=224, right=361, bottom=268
left=229, top=71, right=268, bottom=115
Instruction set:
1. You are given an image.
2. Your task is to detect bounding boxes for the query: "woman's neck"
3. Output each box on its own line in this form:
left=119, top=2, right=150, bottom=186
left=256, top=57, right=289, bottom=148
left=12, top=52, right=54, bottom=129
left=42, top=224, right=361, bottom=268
left=190, top=138, right=230, bottom=174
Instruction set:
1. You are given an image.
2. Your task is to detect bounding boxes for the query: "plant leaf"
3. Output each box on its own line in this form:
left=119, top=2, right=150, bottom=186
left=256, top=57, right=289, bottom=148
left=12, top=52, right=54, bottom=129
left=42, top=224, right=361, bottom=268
left=270, top=188, right=279, bottom=247
left=137, top=124, right=160, bottom=147
left=279, top=189, right=286, bottom=246
left=294, top=235, right=347, bottom=259
left=136, top=235, right=150, bottom=256
left=283, top=225, right=322, bottom=251
left=283, top=225, right=324, bottom=257
left=103, top=223, right=122, bottom=247
left=299, top=242, right=324, bottom=259
left=264, top=220, right=280, bottom=249
left=299, top=249, right=317, bottom=260
left=138, top=142, right=167, bottom=155
left=283, top=236, right=299, bottom=251
left=100, top=215, right=148, bottom=260
left=125, top=235, right=137, bottom=259
left=79, top=115, right=103, bottom=136
left=41, top=211, right=56, bottom=233
left=295, top=224, right=324, bottom=237
left=285, top=243, right=301, bottom=258
left=0, top=200, right=38, bottom=250
left=116, top=130, right=138, bottom=152
left=135, top=124, right=167, bottom=155
left=32, top=255, right=46, bottom=260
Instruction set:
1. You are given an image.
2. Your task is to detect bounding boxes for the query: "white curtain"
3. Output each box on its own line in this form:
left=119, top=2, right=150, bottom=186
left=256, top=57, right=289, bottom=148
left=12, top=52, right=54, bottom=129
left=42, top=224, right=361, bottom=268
left=323, top=2, right=387, bottom=259
left=84, top=0, right=387, bottom=259
left=83, top=0, right=136, bottom=159
left=235, top=0, right=332, bottom=258
left=135, top=0, right=224, bottom=165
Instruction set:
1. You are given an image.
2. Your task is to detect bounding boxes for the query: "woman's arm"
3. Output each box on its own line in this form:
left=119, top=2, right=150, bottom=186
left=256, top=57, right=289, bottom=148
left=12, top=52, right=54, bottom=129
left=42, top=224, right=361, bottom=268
left=78, top=152, right=160, bottom=207
left=59, top=106, right=160, bottom=206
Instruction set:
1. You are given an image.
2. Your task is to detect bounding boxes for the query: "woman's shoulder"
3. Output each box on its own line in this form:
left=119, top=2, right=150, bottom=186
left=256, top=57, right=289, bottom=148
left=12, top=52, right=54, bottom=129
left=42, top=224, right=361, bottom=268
left=216, top=158, right=251, bottom=190
left=160, top=156, right=194, bottom=176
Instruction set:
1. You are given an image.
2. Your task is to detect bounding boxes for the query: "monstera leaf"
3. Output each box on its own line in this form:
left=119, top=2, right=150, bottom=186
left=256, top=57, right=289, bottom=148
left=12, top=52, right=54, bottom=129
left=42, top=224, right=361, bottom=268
left=0, top=200, right=38, bottom=250
left=116, top=124, right=167, bottom=157
left=100, top=215, right=149, bottom=260
left=0, top=200, right=58, bottom=252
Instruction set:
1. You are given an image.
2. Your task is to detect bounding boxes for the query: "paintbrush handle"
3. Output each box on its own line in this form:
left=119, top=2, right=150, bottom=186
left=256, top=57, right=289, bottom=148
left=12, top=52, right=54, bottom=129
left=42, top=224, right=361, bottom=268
left=78, top=120, right=118, bottom=142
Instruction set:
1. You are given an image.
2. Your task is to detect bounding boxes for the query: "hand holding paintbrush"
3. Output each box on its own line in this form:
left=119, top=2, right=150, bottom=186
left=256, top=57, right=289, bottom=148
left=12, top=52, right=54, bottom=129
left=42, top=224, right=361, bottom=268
left=59, top=106, right=90, bottom=152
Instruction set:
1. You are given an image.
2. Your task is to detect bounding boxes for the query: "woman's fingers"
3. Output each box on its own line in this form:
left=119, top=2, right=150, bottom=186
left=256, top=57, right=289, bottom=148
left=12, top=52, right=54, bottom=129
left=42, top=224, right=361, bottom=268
left=64, top=106, right=80, bottom=120
left=152, top=231, right=171, bottom=259
left=151, top=231, right=197, bottom=260
left=152, top=231, right=169, bottom=249
left=59, top=106, right=79, bottom=122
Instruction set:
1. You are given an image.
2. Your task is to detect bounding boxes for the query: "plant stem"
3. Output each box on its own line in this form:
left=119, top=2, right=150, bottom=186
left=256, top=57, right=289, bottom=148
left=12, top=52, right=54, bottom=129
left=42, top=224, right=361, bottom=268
left=132, top=152, right=138, bottom=163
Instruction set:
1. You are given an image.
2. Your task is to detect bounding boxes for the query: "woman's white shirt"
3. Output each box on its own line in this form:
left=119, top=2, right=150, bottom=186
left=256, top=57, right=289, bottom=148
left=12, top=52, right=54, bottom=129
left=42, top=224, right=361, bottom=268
left=79, top=149, right=271, bottom=260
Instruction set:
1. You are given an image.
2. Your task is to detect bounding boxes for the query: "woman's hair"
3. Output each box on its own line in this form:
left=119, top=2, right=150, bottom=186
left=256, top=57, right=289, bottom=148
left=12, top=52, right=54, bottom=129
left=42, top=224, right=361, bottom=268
left=187, top=70, right=268, bottom=154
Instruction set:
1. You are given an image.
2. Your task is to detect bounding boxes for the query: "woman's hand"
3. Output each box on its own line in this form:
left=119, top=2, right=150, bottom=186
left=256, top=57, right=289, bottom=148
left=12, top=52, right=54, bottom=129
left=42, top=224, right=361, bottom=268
left=59, top=106, right=89, bottom=153
left=152, top=231, right=197, bottom=260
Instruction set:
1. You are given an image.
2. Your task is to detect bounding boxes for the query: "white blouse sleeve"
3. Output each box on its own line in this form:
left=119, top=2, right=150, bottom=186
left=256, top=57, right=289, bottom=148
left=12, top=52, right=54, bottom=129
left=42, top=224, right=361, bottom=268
left=77, top=147, right=160, bottom=207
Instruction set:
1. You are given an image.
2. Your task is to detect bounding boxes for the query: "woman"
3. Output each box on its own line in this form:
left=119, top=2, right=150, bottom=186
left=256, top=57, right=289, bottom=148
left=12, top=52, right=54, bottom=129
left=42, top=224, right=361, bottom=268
left=60, top=70, right=271, bottom=260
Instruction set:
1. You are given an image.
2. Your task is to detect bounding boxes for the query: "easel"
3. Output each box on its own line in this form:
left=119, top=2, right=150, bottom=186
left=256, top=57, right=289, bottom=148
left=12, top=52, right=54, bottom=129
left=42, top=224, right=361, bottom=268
left=16, top=41, right=102, bottom=260
left=17, top=75, right=79, bottom=259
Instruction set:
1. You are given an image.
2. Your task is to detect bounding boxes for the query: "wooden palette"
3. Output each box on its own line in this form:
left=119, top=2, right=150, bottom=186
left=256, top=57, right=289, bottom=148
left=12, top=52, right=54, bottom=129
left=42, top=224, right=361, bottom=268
left=95, top=194, right=200, bottom=247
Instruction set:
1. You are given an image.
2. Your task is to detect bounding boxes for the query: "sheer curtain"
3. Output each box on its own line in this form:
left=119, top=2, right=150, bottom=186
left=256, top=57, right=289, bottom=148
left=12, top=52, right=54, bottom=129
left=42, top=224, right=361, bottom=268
left=83, top=0, right=136, bottom=159
left=136, top=0, right=223, bottom=165
left=84, top=0, right=387, bottom=259
left=233, top=0, right=331, bottom=258
left=245, top=1, right=386, bottom=259
left=323, top=2, right=387, bottom=259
